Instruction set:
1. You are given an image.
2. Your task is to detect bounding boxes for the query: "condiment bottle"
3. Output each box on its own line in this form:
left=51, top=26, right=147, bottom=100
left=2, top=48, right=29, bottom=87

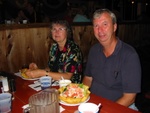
left=2, top=77, right=9, bottom=92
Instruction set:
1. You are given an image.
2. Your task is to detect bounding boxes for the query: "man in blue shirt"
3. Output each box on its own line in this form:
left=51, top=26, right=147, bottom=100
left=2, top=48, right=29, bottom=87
left=83, top=9, right=141, bottom=110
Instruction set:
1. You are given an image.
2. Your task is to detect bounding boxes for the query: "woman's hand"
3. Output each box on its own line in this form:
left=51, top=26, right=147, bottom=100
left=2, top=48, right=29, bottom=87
left=25, top=69, right=46, bottom=78
left=29, top=63, right=38, bottom=70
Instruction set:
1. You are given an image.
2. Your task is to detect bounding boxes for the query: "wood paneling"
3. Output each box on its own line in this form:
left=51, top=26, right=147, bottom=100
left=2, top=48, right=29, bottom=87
left=0, top=23, right=150, bottom=72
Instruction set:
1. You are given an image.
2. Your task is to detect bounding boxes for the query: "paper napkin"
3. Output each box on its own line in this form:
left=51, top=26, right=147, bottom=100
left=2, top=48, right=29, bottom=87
left=28, top=82, right=41, bottom=91
left=22, top=104, right=65, bottom=112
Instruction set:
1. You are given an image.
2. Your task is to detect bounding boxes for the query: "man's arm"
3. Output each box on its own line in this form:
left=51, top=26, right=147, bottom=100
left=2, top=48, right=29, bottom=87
left=116, top=93, right=136, bottom=107
left=82, top=75, right=93, bottom=87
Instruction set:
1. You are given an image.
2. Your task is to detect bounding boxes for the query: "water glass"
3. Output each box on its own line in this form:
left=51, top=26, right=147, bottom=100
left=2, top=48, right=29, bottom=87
left=0, top=93, right=12, bottom=113
left=23, top=88, right=60, bottom=113
left=40, top=76, right=52, bottom=90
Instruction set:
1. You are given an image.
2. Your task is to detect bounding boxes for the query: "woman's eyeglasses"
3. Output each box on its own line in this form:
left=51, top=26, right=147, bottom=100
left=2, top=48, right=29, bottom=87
left=51, top=28, right=66, bottom=32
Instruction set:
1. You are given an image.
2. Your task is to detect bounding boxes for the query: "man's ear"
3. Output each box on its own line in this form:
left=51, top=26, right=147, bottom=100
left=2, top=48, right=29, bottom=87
left=114, top=23, right=117, bottom=32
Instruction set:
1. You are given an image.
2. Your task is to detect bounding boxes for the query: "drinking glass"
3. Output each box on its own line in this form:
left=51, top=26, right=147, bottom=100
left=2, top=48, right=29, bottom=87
left=23, top=88, right=60, bottom=113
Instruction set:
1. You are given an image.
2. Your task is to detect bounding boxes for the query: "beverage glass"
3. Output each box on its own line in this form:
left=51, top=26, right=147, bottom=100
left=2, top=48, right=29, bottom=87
left=23, top=20, right=28, bottom=24
left=40, top=76, right=52, bottom=90
left=0, top=93, right=12, bottom=113
left=23, top=88, right=60, bottom=113
left=5, top=20, right=11, bottom=24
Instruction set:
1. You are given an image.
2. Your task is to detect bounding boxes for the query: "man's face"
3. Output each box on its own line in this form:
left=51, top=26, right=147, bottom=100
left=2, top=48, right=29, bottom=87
left=93, top=13, right=117, bottom=44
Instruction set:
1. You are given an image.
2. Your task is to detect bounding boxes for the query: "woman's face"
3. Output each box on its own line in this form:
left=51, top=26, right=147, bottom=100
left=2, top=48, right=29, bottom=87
left=51, top=24, right=67, bottom=44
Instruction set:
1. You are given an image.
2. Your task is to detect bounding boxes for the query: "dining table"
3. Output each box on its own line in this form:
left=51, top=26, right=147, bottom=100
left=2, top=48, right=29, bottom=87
left=2, top=72, right=141, bottom=113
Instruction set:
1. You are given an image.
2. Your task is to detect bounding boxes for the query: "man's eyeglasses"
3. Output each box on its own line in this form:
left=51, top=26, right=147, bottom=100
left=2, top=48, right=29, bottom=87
left=51, top=28, right=66, bottom=32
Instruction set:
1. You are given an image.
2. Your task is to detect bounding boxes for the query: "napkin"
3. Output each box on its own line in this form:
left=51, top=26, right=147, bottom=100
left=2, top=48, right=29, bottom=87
left=28, top=80, right=59, bottom=91
left=14, top=72, right=21, bottom=77
left=60, top=106, right=65, bottom=112
left=28, top=82, right=41, bottom=91
left=22, top=104, right=65, bottom=112
left=51, top=80, right=59, bottom=86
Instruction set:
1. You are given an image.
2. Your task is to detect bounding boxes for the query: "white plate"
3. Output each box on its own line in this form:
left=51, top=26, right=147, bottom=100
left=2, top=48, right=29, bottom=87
left=59, top=96, right=90, bottom=106
left=21, top=77, right=39, bottom=81
left=14, top=72, right=39, bottom=81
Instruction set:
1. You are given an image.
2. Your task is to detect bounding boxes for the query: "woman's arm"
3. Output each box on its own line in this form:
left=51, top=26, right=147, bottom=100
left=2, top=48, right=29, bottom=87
left=25, top=69, right=73, bottom=81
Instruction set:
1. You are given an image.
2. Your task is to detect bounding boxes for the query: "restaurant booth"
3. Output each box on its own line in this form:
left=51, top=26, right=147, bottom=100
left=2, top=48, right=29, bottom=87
left=0, top=22, right=150, bottom=113
left=0, top=22, right=149, bottom=73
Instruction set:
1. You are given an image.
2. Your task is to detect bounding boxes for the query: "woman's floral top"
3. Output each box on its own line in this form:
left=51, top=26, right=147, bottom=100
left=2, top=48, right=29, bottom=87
left=48, top=40, right=83, bottom=83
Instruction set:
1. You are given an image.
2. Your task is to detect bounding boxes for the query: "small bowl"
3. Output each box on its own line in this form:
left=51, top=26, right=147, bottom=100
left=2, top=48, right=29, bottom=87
left=78, top=102, right=100, bottom=113
left=59, top=79, right=71, bottom=87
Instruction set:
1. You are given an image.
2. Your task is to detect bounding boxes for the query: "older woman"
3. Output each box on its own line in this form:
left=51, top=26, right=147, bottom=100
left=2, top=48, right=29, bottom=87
left=26, top=20, right=83, bottom=83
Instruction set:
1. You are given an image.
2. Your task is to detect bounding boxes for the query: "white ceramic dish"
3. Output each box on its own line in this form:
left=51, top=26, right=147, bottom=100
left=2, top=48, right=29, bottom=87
left=14, top=72, right=39, bottom=81
left=59, top=79, right=71, bottom=87
left=21, top=77, right=39, bottom=81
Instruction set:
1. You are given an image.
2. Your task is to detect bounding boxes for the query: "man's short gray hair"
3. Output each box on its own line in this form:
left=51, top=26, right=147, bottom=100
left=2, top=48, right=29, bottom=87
left=92, top=9, right=117, bottom=24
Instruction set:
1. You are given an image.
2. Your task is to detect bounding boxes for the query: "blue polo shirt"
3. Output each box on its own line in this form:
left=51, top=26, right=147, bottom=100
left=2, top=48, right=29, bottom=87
left=84, top=39, right=141, bottom=101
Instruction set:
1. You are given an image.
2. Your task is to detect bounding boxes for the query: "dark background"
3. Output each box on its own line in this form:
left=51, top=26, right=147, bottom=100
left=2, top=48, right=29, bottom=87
left=0, top=0, right=150, bottom=24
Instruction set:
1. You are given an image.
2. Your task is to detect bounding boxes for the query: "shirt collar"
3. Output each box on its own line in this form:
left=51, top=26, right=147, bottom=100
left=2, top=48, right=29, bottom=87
left=56, top=40, right=71, bottom=53
left=98, top=37, right=122, bottom=56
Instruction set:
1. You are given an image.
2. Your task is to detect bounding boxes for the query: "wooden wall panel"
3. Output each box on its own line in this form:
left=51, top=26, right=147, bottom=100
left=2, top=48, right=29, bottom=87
left=0, top=27, right=51, bottom=72
left=72, top=26, right=98, bottom=62
left=0, top=24, right=150, bottom=73
left=0, top=30, right=9, bottom=71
